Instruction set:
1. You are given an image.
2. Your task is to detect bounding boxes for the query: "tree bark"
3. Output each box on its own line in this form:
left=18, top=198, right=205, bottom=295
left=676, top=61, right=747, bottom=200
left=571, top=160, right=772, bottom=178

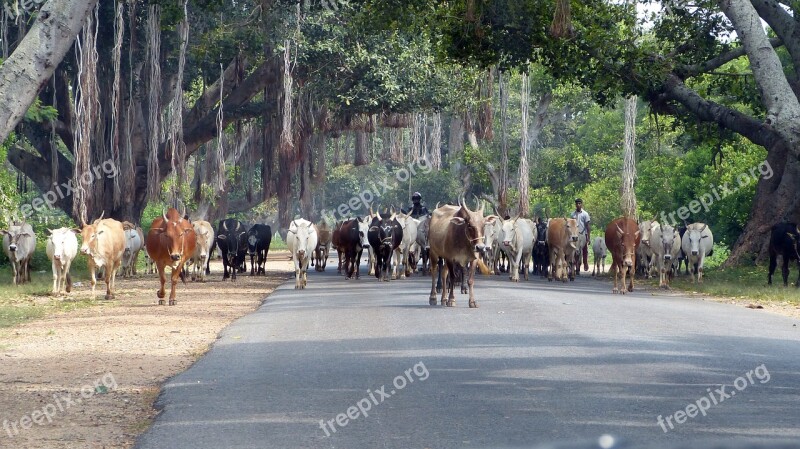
left=354, top=129, right=369, bottom=166
left=0, top=0, right=99, bottom=144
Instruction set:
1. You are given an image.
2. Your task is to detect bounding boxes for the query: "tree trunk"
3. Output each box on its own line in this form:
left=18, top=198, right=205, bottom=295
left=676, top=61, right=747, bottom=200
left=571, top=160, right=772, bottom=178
left=0, top=0, right=99, bottom=144
left=620, top=96, right=638, bottom=219
left=518, top=73, right=530, bottom=217
left=354, top=129, right=369, bottom=166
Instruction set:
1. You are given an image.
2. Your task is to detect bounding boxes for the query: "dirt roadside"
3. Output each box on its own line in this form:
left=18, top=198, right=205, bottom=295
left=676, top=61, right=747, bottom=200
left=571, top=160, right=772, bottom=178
left=0, top=253, right=293, bottom=449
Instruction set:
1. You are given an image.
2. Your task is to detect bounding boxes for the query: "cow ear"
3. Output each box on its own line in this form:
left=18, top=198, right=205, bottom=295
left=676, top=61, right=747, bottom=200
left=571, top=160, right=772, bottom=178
left=97, top=230, right=105, bottom=235
left=72, top=228, right=81, bottom=234
left=217, top=235, right=227, bottom=240
left=450, top=217, right=466, bottom=226
left=634, top=230, right=641, bottom=237
left=47, top=228, right=54, bottom=235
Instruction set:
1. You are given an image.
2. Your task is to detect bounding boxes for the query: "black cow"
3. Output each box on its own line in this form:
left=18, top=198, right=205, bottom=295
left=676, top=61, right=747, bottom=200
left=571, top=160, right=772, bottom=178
left=367, top=213, right=403, bottom=282
left=216, top=219, right=248, bottom=281
left=247, top=224, right=272, bottom=276
left=533, top=221, right=549, bottom=277
left=338, top=218, right=369, bottom=279
left=768, top=222, right=800, bottom=287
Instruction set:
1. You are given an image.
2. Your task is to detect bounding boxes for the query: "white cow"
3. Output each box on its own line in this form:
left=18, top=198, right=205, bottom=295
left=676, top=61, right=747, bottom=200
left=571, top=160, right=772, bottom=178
left=652, top=224, right=681, bottom=288
left=121, top=222, right=144, bottom=278
left=394, top=212, right=419, bottom=279
left=637, top=220, right=661, bottom=278
left=482, top=215, right=503, bottom=275
left=358, top=216, right=375, bottom=275
left=681, top=223, right=713, bottom=283
left=46, top=227, right=78, bottom=294
left=191, top=220, right=215, bottom=282
left=591, top=236, right=607, bottom=276
left=287, top=219, right=318, bottom=289
left=499, top=216, right=536, bottom=282
left=2, top=222, right=36, bottom=285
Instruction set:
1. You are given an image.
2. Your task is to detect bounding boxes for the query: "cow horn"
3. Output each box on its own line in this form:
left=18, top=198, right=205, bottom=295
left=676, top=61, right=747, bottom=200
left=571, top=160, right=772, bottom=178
left=478, top=198, right=485, bottom=215
left=162, top=208, right=169, bottom=222
left=616, top=223, right=624, bottom=235
left=435, top=202, right=441, bottom=209
left=179, top=200, right=186, bottom=220
left=95, top=211, right=105, bottom=223
left=700, top=223, right=708, bottom=232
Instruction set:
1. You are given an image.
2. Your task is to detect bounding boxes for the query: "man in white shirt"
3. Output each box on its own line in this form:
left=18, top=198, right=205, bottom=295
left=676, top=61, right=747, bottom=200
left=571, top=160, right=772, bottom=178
left=570, top=198, right=591, bottom=272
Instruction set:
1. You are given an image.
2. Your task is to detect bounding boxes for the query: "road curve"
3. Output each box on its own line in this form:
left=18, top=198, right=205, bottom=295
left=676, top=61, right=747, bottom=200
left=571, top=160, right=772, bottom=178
left=135, top=262, right=800, bottom=449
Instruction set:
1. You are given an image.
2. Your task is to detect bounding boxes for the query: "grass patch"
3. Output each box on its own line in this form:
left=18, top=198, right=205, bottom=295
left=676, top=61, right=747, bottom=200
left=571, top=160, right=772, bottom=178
left=652, top=265, right=800, bottom=303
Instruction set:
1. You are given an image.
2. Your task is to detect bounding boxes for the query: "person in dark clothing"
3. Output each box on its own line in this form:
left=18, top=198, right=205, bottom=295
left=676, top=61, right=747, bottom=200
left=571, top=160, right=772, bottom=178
left=408, top=192, right=429, bottom=219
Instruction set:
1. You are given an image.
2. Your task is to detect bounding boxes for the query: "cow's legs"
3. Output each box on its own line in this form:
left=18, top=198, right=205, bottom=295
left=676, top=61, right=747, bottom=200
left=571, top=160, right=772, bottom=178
left=795, top=259, right=800, bottom=287
left=429, top=253, right=439, bottom=305
left=768, top=253, right=777, bottom=285
left=620, top=264, right=627, bottom=295
left=440, top=261, right=450, bottom=306
left=64, top=260, right=73, bottom=293
left=104, top=267, right=114, bottom=300
left=467, top=261, right=478, bottom=308
left=89, top=264, right=98, bottom=299
left=781, top=256, right=790, bottom=287
left=168, top=268, right=180, bottom=305
left=51, top=261, right=59, bottom=295
left=627, top=265, right=635, bottom=292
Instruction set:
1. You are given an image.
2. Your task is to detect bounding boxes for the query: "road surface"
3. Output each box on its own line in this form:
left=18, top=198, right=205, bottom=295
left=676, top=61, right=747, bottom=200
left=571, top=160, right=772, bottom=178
left=135, top=261, right=800, bottom=449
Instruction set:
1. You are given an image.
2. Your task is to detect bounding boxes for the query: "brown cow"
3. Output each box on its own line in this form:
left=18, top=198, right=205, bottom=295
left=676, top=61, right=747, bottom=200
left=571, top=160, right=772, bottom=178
left=78, top=215, right=126, bottom=300
left=428, top=199, right=488, bottom=308
left=145, top=208, right=197, bottom=305
left=605, top=217, right=641, bottom=294
left=546, top=218, right=579, bottom=282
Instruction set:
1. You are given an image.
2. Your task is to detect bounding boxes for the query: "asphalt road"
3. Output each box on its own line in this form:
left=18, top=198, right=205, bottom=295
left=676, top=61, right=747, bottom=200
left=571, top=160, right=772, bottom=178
left=135, top=259, right=800, bottom=449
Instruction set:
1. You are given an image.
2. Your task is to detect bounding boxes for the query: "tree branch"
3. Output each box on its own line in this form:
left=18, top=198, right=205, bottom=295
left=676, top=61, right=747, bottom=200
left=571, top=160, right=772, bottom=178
left=679, top=37, right=783, bottom=77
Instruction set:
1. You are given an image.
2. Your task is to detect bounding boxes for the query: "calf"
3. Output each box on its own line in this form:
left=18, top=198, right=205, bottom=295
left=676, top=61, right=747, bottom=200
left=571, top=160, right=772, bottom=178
left=681, top=223, right=713, bottom=283
left=216, top=219, right=248, bottom=281
left=1, top=222, right=36, bottom=285
left=547, top=218, right=580, bottom=281
left=428, top=199, right=488, bottom=307
left=46, top=227, right=78, bottom=294
left=499, top=216, right=535, bottom=282
left=120, top=222, right=144, bottom=278
left=287, top=219, right=318, bottom=289
left=79, top=216, right=126, bottom=300
left=768, top=222, right=799, bottom=287
left=247, top=224, right=272, bottom=276
left=605, top=217, right=641, bottom=294
left=314, top=221, right=332, bottom=272
left=652, top=224, right=681, bottom=288
left=591, top=236, right=607, bottom=276
left=533, top=220, right=549, bottom=277
left=331, top=221, right=344, bottom=274
left=191, top=220, right=215, bottom=282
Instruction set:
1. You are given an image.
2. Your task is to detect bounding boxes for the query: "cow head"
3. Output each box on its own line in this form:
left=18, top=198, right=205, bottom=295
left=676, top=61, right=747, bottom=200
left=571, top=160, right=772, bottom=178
left=686, top=224, right=709, bottom=256
left=79, top=222, right=101, bottom=256
left=2, top=224, right=31, bottom=253
left=380, top=214, right=397, bottom=251
left=48, top=228, right=77, bottom=263
left=482, top=216, right=499, bottom=252
left=536, top=222, right=548, bottom=246
left=290, top=220, right=314, bottom=260
left=153, top=209, right=195, bottom=265
left=565, top=218, right=580, bottom=247
left=450, top=197, right=486, bottom=254
left=639, top=220, right=660, bottom=247
left=616, top=221, right=640, bottom=267
left=194, top=225, right=211, bottom=262
left=358, top=216, right=371, bottom=248
left=500, top=215, right=521, bottom=248
left=660, top=225, right=679, bottom=261
left=217, top=220, right=246, bottom=265
left=247, top=231, right=259, bottom=256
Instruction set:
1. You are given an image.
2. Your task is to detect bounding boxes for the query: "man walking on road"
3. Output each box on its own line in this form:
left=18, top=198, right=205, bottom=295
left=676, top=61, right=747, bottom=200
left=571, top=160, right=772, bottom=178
left=571, top=198, right=591, bottom=272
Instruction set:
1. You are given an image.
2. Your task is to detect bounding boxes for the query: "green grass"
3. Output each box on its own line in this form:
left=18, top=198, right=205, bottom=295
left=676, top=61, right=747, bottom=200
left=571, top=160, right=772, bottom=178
left=270, top=233, right=288, bottom=250
left=648, top=265, right=800, bottom=304
left=0, top=267, right=102, bottom=329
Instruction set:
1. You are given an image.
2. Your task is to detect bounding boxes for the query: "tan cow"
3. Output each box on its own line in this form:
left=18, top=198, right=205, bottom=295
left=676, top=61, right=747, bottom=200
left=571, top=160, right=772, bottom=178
left=79, top=216, right=126, bottom=300
left=314, top=221, right=332, bottom=272
left=605, top=217, right=641, bottom=294
left=191, top=220, right=215, bottom=282
left=546, top=218, right=579, bottom=282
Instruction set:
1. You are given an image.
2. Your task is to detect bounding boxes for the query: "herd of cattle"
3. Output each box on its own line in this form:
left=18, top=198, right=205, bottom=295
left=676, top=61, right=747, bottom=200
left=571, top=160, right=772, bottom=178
left=286, top=200, right=800, bottom=307
left=0, top=201, right=798, bottom=307
left=0, top=208, right=274, bottom=305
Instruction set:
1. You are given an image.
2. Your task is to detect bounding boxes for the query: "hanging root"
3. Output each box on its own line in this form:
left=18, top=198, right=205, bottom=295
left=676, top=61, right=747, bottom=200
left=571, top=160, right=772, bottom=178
left=550, top=0, right=575, bottom=39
